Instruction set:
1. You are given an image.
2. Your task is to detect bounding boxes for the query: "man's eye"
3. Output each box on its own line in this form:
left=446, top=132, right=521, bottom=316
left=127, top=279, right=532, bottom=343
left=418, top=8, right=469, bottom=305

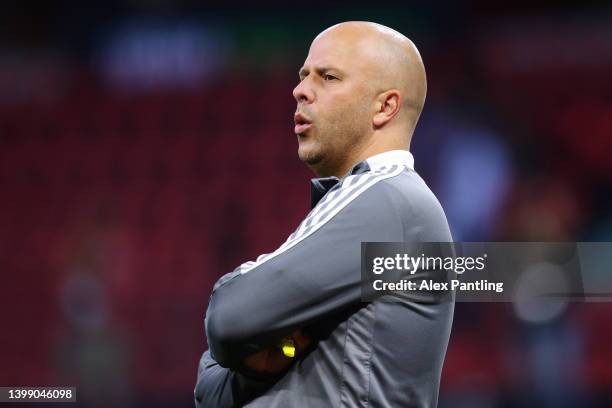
left=323, top=74, right=337, bottom=81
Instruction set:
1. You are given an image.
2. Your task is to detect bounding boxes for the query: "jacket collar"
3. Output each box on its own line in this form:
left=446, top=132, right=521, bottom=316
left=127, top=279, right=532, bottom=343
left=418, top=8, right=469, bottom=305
left=364, top=149, right=414, bottom=171
left=309, top=150, right=414, bottom=208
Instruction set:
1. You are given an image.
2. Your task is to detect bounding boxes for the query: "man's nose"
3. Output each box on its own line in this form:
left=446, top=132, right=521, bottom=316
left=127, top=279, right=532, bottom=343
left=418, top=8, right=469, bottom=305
left=293, top=80, right=314, bottom=104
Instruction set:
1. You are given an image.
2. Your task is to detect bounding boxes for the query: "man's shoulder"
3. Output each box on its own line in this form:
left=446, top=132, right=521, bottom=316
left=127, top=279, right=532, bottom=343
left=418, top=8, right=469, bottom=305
left=358, top=167, right=441, bottom=212
left=358, top=168, right=452, bottom=241
left=381, top=168, right=439, bottom=202
left=320, top=166, right=451, bottom=240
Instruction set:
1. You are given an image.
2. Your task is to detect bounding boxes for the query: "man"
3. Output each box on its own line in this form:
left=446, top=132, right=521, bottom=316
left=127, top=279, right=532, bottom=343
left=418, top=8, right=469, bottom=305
left=195, top=21, right=454, bottom=407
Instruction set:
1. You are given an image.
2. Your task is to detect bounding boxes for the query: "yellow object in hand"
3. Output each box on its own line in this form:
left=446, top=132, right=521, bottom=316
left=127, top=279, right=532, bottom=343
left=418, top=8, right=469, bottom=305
left=279, top=337, right=296, bottom=358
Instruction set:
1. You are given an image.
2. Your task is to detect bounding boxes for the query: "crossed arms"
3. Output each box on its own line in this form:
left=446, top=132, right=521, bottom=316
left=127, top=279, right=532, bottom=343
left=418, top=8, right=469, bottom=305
left=195, top=177, right=451, bottom=407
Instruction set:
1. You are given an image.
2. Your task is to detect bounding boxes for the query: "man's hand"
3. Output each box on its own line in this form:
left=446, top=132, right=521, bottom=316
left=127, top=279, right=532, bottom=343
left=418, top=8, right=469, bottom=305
left=242, top=329, right=312, bottom=375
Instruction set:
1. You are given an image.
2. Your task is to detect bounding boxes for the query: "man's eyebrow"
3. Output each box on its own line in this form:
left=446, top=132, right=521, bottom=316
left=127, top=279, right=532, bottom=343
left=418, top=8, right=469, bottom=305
left=299, top=66, right=343, bottom=78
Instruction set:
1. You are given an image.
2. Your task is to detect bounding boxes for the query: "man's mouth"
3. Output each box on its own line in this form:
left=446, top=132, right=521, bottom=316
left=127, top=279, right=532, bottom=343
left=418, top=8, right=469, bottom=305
left=294, top=113, right=312, bottom=134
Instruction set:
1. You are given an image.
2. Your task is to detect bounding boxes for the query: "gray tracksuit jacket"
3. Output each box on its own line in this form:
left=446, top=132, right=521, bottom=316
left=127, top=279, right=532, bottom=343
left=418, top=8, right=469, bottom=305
left=195, top=150, right=454, bottom=407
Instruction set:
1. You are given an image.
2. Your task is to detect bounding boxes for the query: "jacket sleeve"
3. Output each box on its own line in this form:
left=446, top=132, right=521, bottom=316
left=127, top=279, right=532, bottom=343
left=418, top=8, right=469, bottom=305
left=205, top=177, right=451, bottom=368
left=194, top=350, right=276, bottom=408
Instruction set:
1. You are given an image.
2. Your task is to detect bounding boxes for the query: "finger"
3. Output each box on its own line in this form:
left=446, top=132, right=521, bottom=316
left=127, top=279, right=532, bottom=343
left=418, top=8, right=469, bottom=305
left=292, top=330, right=312, bottom=350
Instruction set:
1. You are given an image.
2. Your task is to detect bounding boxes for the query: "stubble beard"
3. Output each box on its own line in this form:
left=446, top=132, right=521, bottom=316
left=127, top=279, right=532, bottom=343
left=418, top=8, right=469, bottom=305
left=299, top=107, right=370, bottom=176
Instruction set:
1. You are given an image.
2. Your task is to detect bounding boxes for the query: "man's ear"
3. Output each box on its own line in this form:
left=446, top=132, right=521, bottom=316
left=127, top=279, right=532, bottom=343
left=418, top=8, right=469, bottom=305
left=373, top=90, right=401, bottom=128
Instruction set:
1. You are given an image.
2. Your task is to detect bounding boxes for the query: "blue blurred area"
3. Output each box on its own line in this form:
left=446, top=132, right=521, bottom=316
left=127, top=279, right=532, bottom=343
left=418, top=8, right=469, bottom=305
left=0, top=2, right=611, bottom=407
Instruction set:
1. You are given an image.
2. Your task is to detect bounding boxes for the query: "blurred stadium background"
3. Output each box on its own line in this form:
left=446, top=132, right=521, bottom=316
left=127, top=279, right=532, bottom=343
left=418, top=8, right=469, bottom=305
left=1, top=2, right=611, bottom=407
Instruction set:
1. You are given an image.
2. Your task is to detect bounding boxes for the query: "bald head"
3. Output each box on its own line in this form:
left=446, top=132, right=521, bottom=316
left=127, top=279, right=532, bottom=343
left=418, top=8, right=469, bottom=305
left=313, top=22, right=427, bottom=124
left=293, top=21, right=427, bottom=177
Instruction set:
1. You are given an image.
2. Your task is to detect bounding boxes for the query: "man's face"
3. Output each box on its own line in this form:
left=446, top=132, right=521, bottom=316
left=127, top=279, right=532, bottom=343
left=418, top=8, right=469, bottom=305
left=293, top=31, right=376, bottom=176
